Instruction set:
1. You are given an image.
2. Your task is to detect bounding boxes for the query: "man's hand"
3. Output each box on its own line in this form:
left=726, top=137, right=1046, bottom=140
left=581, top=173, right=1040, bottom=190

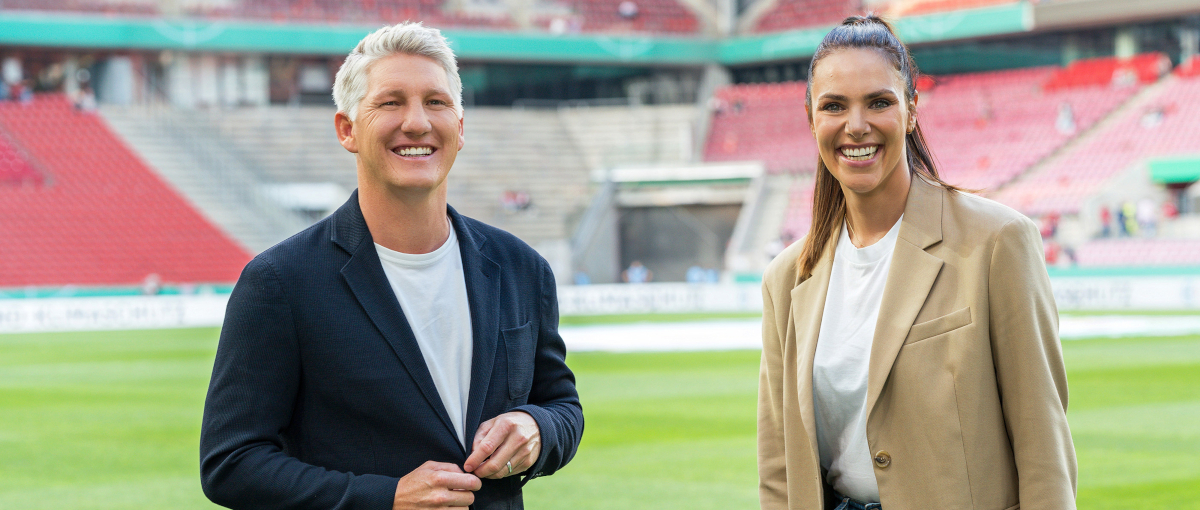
left=463, top=411, right=542, bottom=479
left=393, top=461, right=481, bottom=509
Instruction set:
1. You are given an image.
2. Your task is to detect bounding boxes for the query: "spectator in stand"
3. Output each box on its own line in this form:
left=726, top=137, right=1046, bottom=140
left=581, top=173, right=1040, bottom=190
left=758, top=15, right=1075, bottom=510
left=73, top=83, right=97, bottom=113
left=1099, top=205, right=1111, bottom=237
left=1055, top=102, right=1076, bottom=134
left=17, top=79, right=33, bottom=104
left=622, top=260, right=652, bottom=283
left=1116, top=202, right=1129, bottom=236
left=1163, top=199, right=1179, bottom=220
left=618, top=0, right=638, bottom=19
left=1122, top=201, right=1138, bottom=237
left=1137, top=198, right=1157, bottom=237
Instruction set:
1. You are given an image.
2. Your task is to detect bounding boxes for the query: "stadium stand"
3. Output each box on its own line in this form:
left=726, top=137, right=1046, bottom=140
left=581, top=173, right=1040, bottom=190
left=558, top=104, right=697, bottom=170
left=780, top=177, right=813, bottom=241
left=994, top=72, right=1198, bottom=216
left=0, top=0, right=702, bottom=33
left=750, top=0, right=859, bottom=34
left=0, top=95, right=250, bottom=287
left=1176, top=55, right=1200, bottom=78
left=1043, top=53, right=1171, bottom=91
left=703, top=81, right=816, bottom=174
left=199, top=0, right=515, bottom=29
left=920, top=64, right=1140, bottom=192
left=0, top=0, right=156, bottom=15
left=0, top=131, right=42, bottom=186
left=1073, top=238, right=1200, bottom=267
left=535, top=0, right=700, bottom=34
left=890, top=0, right=1017, bottom=17
left=102, top=104, right=600, bottom=250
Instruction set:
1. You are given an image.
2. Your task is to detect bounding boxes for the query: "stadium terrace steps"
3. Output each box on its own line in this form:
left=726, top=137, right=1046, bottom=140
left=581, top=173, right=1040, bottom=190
left=556, top=104, right=698, bottom=172
left=99, top=105, right=312, bottom=254
left=0, top=95, right=251, bottom=287
left=106, top=104, right=595, bottom=251
left=449, top=107, right=593, bottom=246
left=740, top=173, right=796, bottom=267
left=993, top=75, right=1191, bottom=217
left=188, top=107, right=357, bottom=191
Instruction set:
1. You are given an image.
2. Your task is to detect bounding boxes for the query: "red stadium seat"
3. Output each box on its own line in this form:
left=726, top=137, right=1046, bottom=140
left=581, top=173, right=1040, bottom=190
left=994, top=76, right=1198, bottom=216
left=0, top=95, right=252, bottom=288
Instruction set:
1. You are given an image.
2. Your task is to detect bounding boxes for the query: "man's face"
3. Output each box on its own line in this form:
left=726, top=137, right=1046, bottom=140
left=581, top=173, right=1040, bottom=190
left=337, top=53, right=464, bottom=197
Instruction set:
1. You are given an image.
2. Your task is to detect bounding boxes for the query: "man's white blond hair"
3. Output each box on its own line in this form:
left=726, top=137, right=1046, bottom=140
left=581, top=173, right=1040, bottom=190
left=333, top=22, right=463, bottom=120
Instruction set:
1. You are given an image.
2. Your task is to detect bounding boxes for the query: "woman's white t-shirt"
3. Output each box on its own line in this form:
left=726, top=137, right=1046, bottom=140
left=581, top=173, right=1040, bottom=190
left=812, top=216, right=902, bottom=503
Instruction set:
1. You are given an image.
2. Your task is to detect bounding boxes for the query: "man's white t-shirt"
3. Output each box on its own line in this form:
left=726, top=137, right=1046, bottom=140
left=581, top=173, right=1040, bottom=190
left=375, top=222, right=474, bottom=447
left=812, top=216, right=902, bottom=503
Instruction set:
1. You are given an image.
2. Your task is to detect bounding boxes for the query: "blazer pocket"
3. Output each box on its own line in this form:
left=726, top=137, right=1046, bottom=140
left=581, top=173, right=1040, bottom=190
left=503, top=322, right=535, bottom=399
left=905, top=306, right=972, bottom=345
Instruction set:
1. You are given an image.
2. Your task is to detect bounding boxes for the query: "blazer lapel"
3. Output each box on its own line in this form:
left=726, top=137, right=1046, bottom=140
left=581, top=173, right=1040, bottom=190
left=451, top=207, right=502, bottom=447
left=865, top=178, right=945, bottom=417
left=790, top=227, right=838, bottom=472
left=333, top=192, right=460, bottom=443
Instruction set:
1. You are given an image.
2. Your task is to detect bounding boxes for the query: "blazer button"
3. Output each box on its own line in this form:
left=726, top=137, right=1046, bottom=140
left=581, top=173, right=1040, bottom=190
left=873, top=451, right=891, bottom=468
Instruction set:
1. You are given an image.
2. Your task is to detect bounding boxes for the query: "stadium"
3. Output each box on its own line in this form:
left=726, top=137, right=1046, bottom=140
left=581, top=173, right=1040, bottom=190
left=2, top=0, right=1200, bottom=507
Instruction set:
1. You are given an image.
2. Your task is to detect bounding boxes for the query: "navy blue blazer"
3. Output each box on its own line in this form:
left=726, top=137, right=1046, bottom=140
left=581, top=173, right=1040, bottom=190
left=200, top=191, right=583, bottom=510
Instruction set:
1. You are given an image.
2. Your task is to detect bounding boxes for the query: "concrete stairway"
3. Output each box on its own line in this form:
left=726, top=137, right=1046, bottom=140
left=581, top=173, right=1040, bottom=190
left=557, top=105, right=698, bottom=171
left=100, top=105, right=310, bottom=254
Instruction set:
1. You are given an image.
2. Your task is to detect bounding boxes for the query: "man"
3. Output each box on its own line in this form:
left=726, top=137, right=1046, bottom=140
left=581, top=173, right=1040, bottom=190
left=200, top=23, right=583, bottom=510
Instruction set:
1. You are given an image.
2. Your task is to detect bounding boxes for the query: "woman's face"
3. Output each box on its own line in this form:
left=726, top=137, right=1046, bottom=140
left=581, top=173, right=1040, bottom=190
left=808, top=48, right=915, bottom=199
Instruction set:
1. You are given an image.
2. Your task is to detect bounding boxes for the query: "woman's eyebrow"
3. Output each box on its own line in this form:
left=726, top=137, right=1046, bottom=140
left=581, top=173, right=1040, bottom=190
left=817, top=89, right=896, bottom=102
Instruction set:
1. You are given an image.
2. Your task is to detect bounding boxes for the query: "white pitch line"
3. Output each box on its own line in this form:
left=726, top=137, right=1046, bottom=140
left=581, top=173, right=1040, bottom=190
left=559, top=315, right=1200, bottom=352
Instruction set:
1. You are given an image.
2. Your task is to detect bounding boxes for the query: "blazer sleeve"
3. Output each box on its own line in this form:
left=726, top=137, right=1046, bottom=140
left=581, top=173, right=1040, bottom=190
left=987, top=217, right=1078, bottom=510
left=200, top=258, right=399, bottom=510
left=513, top=259, right=584, bottom=485
left=757, top=278, right=789, bottom=510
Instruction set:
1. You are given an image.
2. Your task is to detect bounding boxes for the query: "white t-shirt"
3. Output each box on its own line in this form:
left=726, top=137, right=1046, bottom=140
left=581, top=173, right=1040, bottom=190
left=375, top=222, right=474, bottom=447
left=812, top=216, right=902, bottom=503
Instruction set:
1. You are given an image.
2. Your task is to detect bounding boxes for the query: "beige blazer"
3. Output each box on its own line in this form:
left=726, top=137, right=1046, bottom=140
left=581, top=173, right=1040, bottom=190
left=758, top=178, right=1077, bottom=510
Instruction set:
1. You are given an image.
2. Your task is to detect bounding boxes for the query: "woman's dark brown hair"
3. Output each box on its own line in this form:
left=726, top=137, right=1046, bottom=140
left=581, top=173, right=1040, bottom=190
left=798, top=14, right=966, bottom=278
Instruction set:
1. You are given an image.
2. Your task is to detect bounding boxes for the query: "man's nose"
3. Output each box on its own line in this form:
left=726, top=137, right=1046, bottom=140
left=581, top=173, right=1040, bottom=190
left=400, top=103, right=432, bottom=136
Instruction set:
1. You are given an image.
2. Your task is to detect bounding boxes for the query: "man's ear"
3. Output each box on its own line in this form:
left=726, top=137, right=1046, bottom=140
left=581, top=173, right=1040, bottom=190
left=457, top=114, right=465, bottom=151
left=335, top=111, right=357, bottom=153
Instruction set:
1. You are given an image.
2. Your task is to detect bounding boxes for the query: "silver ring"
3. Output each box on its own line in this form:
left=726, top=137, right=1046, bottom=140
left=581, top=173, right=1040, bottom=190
left=506, top=461, right=513, bottom=475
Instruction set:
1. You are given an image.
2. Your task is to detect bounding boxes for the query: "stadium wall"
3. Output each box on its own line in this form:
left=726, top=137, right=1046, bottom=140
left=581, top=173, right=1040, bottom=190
left=5, top=268, right=1200, bottom=332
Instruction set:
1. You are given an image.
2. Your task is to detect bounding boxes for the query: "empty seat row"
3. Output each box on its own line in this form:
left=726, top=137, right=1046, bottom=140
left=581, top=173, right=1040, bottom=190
left=0, top=95, right=251, bottom=288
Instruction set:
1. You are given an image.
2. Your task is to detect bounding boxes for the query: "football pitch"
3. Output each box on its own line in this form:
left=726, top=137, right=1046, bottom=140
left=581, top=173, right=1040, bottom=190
left=1, top=323, right=1198, bottom=509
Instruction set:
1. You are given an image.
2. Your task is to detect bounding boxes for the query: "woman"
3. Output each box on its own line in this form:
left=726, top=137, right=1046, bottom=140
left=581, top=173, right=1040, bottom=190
left=757, top=15, right=1077, bottom=510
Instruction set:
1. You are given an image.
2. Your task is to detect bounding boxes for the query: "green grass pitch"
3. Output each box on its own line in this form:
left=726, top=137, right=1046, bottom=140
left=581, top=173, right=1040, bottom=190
left=1, top=326, right=1198, bottom=508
